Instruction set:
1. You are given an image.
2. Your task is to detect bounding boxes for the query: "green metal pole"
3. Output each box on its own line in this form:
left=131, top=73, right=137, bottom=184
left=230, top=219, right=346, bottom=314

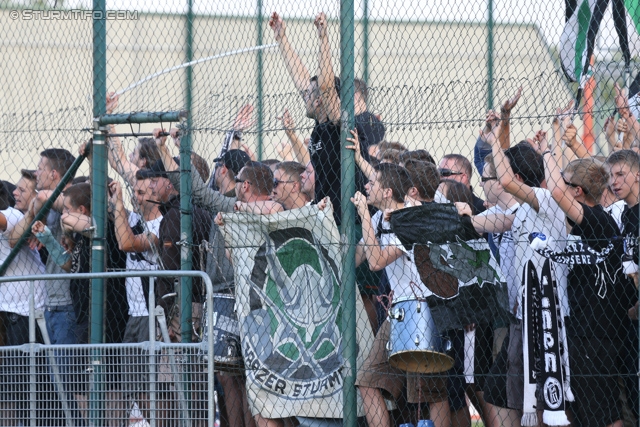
left=181, top=0, right=194, bottom=343
left=91, top=0, right=107, bottom=425
left=340, top=1, right=357, bottom=426
left=256, top=0, right=264, bottom=161
left=362, top=0, right=369, bottom=85
left=487, top=0, right=494, bottom=110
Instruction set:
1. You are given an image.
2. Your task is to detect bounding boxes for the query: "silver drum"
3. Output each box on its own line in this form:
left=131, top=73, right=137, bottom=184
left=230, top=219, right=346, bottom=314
left=386, top=297, right=453, bottom=373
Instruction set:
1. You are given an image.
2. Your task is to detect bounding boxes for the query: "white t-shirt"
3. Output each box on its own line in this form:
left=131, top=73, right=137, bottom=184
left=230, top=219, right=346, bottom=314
left=511, top=188, right=569, bottom=319
left=434, top=190, right=448, bottom=204
left=604, top=199, right=626, bottom=232
left=367, top=210, right=417, bottom=300
left=477, top=203, right=521, bottom=312
left=125, top=212, right=162, bottom=317
left=0, top=207, right=45, bottom=316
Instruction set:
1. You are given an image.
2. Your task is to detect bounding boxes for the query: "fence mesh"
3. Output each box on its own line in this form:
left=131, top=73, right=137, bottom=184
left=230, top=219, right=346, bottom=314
left=2, top=0, right=640, bottom=427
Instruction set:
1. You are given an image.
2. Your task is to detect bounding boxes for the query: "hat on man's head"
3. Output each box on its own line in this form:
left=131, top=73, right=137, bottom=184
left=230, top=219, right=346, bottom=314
left=135, top=159, right=179, bottom=180
left=213, top=150, right=251, bottom=176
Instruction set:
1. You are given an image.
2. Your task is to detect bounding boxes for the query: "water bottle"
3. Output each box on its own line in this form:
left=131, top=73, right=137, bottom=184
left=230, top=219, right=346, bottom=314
left=417, top=420, right=435, bottom=427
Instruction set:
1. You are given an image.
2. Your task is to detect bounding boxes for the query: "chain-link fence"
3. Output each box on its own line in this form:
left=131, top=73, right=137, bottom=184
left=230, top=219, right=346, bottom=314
left=2, top=0, right=640, bottom=426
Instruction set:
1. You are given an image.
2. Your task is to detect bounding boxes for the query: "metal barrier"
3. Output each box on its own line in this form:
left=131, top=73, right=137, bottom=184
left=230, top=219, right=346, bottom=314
left=0, top=270, right=215, bottom=427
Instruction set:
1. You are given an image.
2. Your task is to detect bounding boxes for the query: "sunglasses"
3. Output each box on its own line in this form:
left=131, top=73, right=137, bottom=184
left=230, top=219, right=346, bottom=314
left=438, top=168, right=464, bottom=177
left=273, top=179, right=296, bottom=188
left=560, top=172, right=579, bottom=189
left=234, top=177, right=251, bottom=185
left=481, top=176, right=497, bottom=183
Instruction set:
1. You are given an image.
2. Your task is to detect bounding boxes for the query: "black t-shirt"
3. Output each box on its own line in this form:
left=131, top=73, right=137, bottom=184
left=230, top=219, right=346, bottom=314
left=310, top=114, right=385, bottom=226
left=309, top=119, right=342, bottom=224
left=622, top=203, right=640, bottom=264
left=70, top=234, right=91, bottom=326
left=567, top=203, right=636, bottom=338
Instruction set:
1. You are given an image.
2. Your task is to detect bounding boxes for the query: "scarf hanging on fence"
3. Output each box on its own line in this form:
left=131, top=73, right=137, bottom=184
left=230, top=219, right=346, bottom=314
left=521, top=259, right=572, bottom=426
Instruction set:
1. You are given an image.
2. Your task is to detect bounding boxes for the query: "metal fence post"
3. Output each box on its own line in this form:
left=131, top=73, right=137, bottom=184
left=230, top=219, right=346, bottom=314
left=256, top=0, right=264, bottom=161
left=91, top=0, right=107, bottom=424
left=340, top=0, right=357, bottom=426
left=181, top=0, right=195, bottom=345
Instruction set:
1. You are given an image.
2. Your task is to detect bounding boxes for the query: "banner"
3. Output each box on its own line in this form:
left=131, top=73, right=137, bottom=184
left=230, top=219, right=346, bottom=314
left=221, top=204, right=372, bottom=418
left=390, top=204, right=511, bottom=332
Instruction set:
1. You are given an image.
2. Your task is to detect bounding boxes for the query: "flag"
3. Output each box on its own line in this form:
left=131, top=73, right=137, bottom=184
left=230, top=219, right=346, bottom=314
left=220, top=204, right=373, bottom=419
left=560, top=0, right=640, bottom=86
left=389, top=204, right=511, bottom=333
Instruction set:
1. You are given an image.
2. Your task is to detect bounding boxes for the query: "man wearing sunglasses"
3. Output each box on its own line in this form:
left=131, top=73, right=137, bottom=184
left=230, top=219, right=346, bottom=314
left=271, top=162, right=310, bottom=211
left=439, top=154, right=486, bottom=214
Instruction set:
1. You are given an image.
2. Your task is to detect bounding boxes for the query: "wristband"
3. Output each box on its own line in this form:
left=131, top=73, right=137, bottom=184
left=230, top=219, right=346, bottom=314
left=542, top=150, right=552, bottom=156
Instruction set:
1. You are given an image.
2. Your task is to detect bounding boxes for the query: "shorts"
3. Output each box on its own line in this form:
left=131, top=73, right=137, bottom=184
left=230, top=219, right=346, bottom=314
left=355, top=320, right=448, bottom=403
left=122, top=316, right=151, bottom=397
left=447, top=329, right=467, bottom=411
left=355, top=225, right=383, bottom=296
left=568, top=334, right=622, bottom=427
left=483, top=327, right=509, bottom=408
left=464, top=324, right=493, bottom=390
left=506, top=321, right=524, bottom=410
left=123, top=316, right=150, bottom=343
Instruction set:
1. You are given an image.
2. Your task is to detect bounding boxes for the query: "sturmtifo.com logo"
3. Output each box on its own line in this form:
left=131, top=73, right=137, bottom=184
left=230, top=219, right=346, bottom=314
left=10, top=9, right=139, bottom=21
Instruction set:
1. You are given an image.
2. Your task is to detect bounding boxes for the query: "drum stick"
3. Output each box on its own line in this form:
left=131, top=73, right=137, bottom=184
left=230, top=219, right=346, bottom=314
left=114, top=44, right=278, bottom=96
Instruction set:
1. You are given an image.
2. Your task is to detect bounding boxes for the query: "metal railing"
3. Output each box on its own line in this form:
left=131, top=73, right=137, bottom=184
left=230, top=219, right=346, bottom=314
left=0, top=270, right=215, bottom=427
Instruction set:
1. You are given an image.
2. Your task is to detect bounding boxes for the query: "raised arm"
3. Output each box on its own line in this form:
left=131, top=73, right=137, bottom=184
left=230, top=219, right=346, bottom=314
left=498, top=87, right=522, bottom=150
left=315, top=12, right=341, bottom=123
left=489, top=103, right=540, bottom=212
left=109, top=181, right=158, bottom=253
left=545, top=114, right=585, bottom=224
left=563, top=124, right=590, bottom=159
left=32, top=221, right=71, bottom=271
left=269, top=12, right=311, bottom=95
left=279, top=109, right=310, bottom=165
left=351, top=191, right=404, bottom=271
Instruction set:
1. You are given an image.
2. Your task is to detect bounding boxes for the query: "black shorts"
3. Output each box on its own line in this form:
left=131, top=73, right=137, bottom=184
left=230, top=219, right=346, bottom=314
left=568, top=334, right=622, bottom=427
left=483, top=328, right=508, bottom=408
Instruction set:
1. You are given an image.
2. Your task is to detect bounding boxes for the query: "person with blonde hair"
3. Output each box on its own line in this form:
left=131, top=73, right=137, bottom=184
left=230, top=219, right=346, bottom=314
left=546, top=139, right=636, bottom=427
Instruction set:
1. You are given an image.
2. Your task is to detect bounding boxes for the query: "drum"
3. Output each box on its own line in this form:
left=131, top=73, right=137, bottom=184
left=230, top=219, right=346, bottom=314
left=201, top=294, right=243, bottom=372
left=386, top=297, right=454, bottom=373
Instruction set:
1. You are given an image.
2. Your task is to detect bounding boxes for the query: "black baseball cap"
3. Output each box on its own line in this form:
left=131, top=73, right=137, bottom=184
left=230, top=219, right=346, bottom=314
left=213, top=150, right=251, bottom=175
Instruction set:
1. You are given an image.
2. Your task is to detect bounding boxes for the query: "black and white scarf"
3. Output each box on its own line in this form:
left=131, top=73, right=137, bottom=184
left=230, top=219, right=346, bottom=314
left=522, top=258, right=573, bottom=426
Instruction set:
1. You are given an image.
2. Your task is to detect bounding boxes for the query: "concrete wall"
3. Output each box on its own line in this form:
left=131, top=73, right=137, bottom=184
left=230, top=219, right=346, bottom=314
left=1, top=10, right=573, bottom=185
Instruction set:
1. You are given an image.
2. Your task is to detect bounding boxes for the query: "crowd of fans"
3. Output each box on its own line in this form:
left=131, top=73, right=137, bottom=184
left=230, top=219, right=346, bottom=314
left=2, top=10, right=640, bottom=427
